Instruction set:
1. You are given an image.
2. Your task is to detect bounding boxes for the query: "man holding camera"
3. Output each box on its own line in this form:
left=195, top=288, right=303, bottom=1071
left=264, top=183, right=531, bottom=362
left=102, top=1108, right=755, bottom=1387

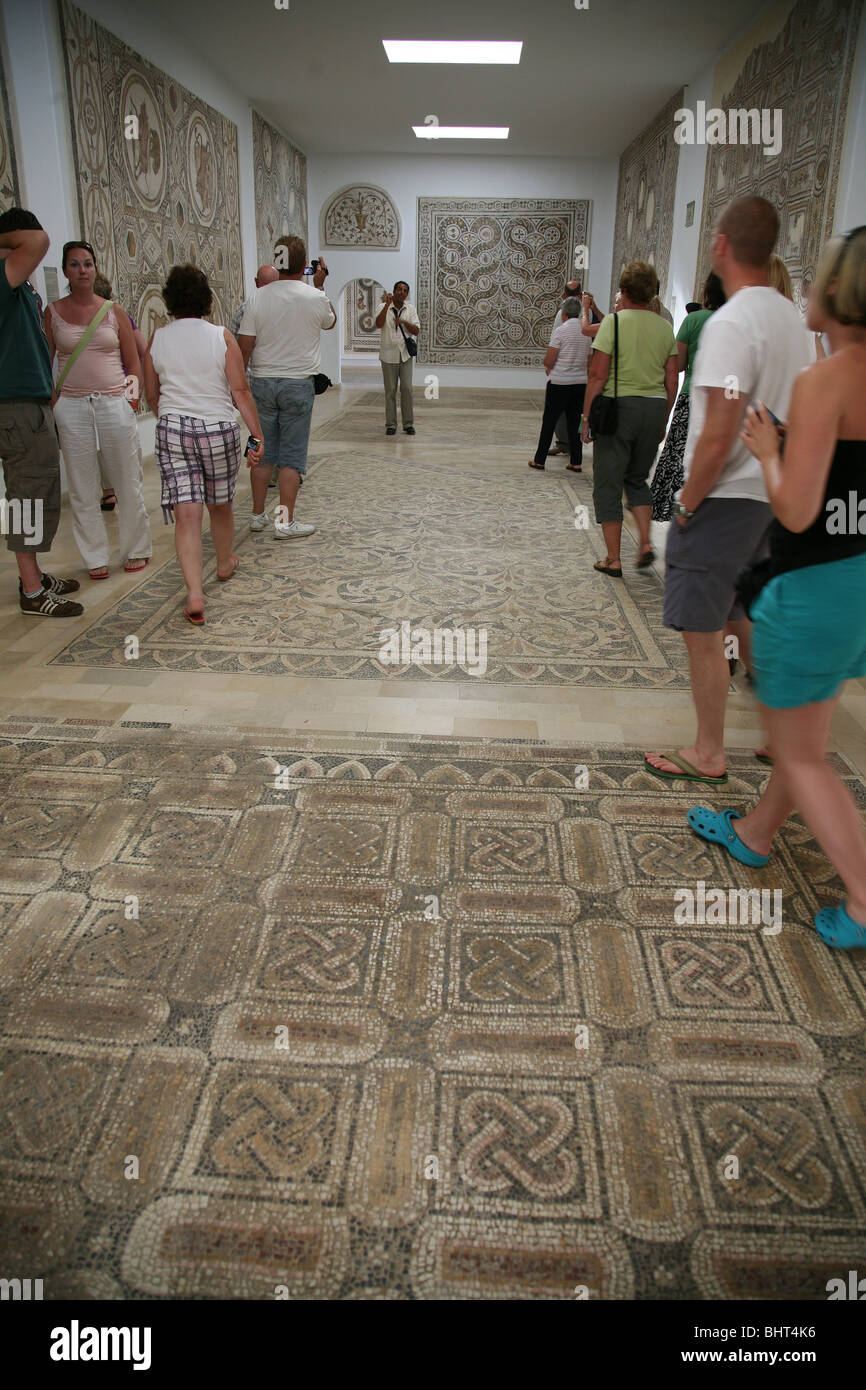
left=375, top=281, right=420, bottom=435
left=238, top=236, right=336, bottom=538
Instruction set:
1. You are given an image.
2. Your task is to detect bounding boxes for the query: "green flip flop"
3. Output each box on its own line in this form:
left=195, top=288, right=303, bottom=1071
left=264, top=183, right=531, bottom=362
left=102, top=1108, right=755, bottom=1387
left=644, top=752, right=728, bottom=785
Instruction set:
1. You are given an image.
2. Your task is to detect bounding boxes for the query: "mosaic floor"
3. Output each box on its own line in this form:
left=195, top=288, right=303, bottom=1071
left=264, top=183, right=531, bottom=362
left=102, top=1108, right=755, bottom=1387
left=49, top=390, right=693, bottom=688
left=1, top=718, right=864, bottom=1300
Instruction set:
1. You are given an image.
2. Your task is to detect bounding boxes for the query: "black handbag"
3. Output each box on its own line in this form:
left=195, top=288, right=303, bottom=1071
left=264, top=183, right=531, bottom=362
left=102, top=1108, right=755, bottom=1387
left=588, top=311, right=618, bottom=435
left=734, top=556, right=774, bottom=618
left=312, top=373, right=332, bottom=395
left=397, top=319, right=418, bottom=358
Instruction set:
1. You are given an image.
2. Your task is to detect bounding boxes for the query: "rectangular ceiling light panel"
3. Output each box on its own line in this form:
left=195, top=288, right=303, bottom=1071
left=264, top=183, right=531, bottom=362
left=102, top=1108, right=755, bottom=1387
left=384, top=40, right=522, bottom=64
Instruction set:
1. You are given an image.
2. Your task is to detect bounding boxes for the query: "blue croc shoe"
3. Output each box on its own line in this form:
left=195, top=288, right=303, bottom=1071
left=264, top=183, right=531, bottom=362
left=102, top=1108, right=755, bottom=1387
left=687, top=806, right=771, bottom=868
left=815, top=903, right=866, bottom=950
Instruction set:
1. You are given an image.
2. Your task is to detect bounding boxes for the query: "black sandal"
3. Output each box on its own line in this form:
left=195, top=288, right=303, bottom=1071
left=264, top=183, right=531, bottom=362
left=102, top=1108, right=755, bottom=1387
left=594, top=558, right=623, bottom=577
left=100, top=489, right=117, bottom=512
left=636, top=547, right=655, bottom=569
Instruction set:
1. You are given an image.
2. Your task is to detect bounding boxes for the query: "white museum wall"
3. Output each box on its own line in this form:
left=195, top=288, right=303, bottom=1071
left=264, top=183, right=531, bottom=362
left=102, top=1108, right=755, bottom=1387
left=2, top=0, right=263, bottom=462
left=308, top=153, right=619, bottom=389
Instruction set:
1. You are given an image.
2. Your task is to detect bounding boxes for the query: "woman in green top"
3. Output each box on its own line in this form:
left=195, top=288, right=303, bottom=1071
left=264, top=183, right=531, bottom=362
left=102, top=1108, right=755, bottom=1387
left=581, top=261, right=679, bottom=576
left=650, top=272, right=726, bottom=520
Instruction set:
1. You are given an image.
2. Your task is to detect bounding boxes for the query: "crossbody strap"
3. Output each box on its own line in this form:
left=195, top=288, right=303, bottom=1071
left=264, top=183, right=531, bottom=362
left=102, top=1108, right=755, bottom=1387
left=55, top=299, right=113, bottom=392
left=612, top=310, right=618, bottom=399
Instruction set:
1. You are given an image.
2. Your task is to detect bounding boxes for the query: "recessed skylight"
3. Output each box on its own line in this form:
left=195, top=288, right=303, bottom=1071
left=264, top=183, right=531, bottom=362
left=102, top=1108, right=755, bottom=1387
left=413, top=126, right=510, bottom=140
left=384, top=40, right=522, bottom=64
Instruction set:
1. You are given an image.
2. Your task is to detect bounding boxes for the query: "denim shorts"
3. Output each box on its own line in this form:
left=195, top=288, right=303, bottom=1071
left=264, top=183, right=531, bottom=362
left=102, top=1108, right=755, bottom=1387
left=250, top=376, right=314, bottom=475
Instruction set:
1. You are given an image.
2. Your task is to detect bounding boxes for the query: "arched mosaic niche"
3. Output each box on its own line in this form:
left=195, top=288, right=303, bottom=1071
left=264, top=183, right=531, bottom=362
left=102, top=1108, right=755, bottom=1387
left=343, top=278, right=384, bottom=353
left=322, top=184, right=401, bottom=250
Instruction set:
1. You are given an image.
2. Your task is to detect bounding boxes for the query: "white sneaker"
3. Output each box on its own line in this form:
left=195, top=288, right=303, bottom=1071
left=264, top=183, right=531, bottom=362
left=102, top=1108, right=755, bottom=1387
left=274, top=519, right=316, bottom=539
left=249, top=512, right=269, bottom=532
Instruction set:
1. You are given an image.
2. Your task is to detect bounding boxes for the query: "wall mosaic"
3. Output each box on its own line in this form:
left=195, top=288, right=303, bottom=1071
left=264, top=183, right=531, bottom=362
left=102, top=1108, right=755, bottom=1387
left=695, top=0, right=863, bottom=311
left=416, top=197, right=591, bottom=367
left=57, top=0, right=244, bottom=345
left=252, top=109, right=308, bottom=266
left=0, top=44, right=20, bottom=213
left=322, top=184, right=400, bottom=250
left=609, top=89, right=683, bottom=310
left=344, top=278, right=383, bottom=354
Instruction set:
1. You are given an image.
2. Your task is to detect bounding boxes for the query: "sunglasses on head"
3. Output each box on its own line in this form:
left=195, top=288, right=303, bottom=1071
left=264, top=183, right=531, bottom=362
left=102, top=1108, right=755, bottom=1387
left=62, top=241, right=96, bottom=263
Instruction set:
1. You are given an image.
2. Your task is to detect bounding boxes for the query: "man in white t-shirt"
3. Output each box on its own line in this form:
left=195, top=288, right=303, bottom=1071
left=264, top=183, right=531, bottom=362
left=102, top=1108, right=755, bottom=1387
left=238, top=237, right=336, bottom=539
left=375, top=281, right=420, bottom=435
left=528, top=297, right=591, bottom=471
left=645, top=196, right=811, bottom=785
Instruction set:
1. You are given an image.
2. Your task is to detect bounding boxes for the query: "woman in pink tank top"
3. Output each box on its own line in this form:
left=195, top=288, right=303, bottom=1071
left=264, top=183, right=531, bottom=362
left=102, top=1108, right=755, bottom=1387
left=43, top=240, right=151, bottom=579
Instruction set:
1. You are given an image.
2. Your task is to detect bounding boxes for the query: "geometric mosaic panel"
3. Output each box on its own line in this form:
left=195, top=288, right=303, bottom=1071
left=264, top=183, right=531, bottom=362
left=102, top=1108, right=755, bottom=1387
left=252, top=108, right=308, bottom=267
left=695, top=0, right=864, bottom=311
left=0, top=39, right=21, bottom=214
left=344, top=278, right=383, bottom=353
left=57, top=0, right=244, bottom=341
left=609, top=88, right=683, bottom=310
left=417, top=197, right=592, bottom=365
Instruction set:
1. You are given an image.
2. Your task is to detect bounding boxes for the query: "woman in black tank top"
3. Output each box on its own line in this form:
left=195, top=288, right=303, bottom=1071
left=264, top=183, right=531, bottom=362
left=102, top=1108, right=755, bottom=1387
left=686, top=227, right=866, bottom=951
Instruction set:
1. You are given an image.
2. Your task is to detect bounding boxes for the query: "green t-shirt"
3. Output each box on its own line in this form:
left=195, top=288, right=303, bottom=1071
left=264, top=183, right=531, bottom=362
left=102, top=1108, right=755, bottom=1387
left=0, top=259, right=53, bottom=400
left=593, top=309, right=677, bottom=398
left=676, top=308, right=712, bottom=396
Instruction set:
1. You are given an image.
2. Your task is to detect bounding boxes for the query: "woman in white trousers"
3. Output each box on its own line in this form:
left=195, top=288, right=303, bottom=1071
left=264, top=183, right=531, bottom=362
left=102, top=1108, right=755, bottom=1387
left=44, top=240, right=151, bottom=579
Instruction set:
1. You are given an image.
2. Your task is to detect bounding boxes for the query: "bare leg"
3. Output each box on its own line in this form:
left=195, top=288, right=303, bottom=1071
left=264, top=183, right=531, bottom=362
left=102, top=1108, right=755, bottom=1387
left=763, top=697, right=866, bottom=922
left=646, top=630, right=728, bottom=776
left=601, top=520, right=623, bottom=564
left=250, top=462, right=271, bottom=517
left=173, top=501, right=205, bottom=612
left=632, top=503, right=653, bottom=555
left=275, top=466, right=301, bottom=524
left=16, top=553, right=42, bottom=592
left=725, top=616, right=752, bottom=673
left=206, top=502, right=237, bottom=577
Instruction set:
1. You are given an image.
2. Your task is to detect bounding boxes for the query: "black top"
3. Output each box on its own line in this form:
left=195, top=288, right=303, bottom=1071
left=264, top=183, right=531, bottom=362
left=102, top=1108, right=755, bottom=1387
left=768, top=439, right=866, bottom=576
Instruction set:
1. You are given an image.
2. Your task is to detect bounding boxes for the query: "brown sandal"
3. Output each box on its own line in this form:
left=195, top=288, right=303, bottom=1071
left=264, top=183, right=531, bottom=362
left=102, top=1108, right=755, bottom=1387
left=528, top=460, right=545, bottom=470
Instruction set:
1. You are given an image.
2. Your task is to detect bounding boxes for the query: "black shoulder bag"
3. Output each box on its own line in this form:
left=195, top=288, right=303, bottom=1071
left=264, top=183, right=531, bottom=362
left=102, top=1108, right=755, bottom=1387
left=588, top=311, right=618, bottom=436
left=396, top=315, right=418, bottom=358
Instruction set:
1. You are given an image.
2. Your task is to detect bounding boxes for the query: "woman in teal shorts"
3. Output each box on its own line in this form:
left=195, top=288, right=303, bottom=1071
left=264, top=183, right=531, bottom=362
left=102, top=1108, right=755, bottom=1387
left=687, top=227, right=866, bottom=949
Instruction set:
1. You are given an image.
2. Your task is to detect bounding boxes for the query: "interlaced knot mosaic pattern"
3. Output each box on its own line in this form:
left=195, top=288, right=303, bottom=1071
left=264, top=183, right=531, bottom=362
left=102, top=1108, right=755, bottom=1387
left=0, top=720, right=864, bottom=1299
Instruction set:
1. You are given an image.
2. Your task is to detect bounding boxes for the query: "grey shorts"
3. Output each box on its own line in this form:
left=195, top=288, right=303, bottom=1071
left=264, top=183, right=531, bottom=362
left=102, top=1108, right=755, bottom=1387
left=592, top=396, right=669, bottom=524
left=0, top=399, right=61, bottom=553
left=663, top=496, right=771, bottom=632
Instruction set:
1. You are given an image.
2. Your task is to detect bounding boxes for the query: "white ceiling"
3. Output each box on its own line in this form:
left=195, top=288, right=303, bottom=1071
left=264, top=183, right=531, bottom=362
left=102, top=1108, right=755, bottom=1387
left=158, top=0, right=762, bottom=158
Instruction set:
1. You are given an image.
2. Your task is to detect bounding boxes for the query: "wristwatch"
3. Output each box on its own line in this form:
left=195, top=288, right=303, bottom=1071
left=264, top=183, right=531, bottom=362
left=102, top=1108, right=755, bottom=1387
left=673, top=500, right=696, bottom=520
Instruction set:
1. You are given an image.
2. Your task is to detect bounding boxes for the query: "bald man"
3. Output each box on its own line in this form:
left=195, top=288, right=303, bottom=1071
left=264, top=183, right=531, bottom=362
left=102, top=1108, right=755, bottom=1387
left=231, top=265, right=278, bottom=339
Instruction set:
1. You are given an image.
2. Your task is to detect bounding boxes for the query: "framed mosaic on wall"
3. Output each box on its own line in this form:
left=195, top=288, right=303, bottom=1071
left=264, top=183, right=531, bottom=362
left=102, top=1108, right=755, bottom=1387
left=695, top=0, right=863, bottom=311
left=609, top=89, right=683, bottom=311
left=416, top=197, right=592, bottom=367
left=0, top=42, right=21, bottom=213
left=57, top=0, right=244, bottom=347
left=252, top=109, right=308, bottom=266
left=343, top=278, right=383, bottom=354
left=322, top=184, right=400, bottom=250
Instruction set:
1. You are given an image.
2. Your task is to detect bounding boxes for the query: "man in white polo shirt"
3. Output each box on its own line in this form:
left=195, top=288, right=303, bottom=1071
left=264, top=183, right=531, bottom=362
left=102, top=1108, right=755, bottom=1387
left=375, top=280, right=420, bottom=435
left=238, top=236, right=336, bottom=538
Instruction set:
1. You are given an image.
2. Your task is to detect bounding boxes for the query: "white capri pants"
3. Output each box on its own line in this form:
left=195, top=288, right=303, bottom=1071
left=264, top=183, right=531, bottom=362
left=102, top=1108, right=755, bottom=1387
left=54, top=392, right=151, bottom=571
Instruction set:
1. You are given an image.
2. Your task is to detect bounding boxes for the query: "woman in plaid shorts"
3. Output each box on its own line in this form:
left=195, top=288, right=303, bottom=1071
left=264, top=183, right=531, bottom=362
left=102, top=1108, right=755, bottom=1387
left=143, top=265, right=265, bottom=624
